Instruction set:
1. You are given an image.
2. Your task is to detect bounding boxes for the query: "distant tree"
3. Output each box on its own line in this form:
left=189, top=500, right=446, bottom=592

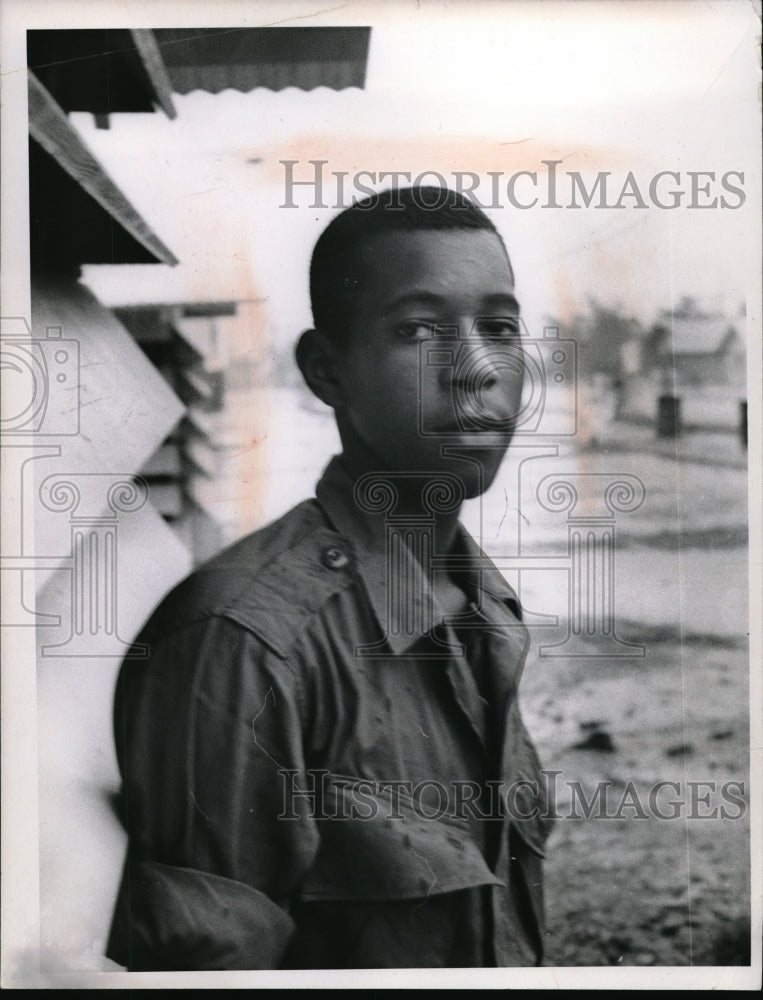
left=642, top=324, right=668, bottom=370
left=546, top=299, right=645, bottom=380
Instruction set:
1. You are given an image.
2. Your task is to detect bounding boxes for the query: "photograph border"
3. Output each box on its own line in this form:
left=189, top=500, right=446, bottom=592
left=2, top=0, right=761, bottom=989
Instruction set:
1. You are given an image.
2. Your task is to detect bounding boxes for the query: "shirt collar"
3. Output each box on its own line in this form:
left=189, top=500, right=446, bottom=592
left=315, top=455, right=523, bottom=656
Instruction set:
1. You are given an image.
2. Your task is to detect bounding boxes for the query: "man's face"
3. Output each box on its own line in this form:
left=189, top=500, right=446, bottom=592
left=332, top=228, right=525, bottom=499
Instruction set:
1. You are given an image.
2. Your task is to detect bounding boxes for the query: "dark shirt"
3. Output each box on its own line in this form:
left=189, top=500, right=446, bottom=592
left=107, top=456, right=552, bottom=970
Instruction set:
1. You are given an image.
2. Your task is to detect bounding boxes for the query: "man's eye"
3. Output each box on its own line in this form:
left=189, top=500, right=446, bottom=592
left=477, top=318, right=521, bottom=340
left=396, top=320, right=439, bottom=341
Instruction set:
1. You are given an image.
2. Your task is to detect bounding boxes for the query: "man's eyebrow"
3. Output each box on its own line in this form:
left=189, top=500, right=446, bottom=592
left=482, top=293, right=521, bottom=312
left=384, top=291, right=449, bottom=311
left=384, top=291, right=520, bottom=311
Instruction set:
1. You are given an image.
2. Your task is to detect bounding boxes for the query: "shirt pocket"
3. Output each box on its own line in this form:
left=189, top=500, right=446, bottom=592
left=285, top=894, right=478, bottom=969
left=298, top=772, right=503, bottom=902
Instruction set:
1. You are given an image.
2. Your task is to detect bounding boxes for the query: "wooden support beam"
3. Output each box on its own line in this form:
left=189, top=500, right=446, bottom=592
left=130, top=29, right=177, bottom=120
left=28, top=70, right=178, bottom=267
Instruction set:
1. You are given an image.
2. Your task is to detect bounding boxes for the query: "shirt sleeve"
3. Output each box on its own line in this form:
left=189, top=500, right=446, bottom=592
left=106, top=613, right=319, bottom=971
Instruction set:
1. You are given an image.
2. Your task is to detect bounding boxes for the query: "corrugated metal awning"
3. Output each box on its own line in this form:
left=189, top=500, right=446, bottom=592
left=27, top=27, right=370, bottom=120
left=153, top=27, right=370, bottom=93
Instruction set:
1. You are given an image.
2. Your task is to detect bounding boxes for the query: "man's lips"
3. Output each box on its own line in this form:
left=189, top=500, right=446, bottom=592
left=429, top=415, right=516, bottom=434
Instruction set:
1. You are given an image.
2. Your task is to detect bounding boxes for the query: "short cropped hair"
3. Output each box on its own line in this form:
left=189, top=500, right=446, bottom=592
left=309, top=186, right=510, bottom=338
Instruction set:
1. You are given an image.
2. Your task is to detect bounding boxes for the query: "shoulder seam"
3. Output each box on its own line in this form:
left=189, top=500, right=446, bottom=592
left=221, top=573, right=356, bottom=661
left=140, top=611, right=303, bottom=684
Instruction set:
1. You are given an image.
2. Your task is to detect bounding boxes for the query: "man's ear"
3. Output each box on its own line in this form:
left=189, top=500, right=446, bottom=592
left=295, top=328, right=345, bottom=409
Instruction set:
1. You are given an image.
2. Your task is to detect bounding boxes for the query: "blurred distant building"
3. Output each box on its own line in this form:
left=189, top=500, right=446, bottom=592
left=647, top=300, right=746, bottom=390
left=617, top=299, right=746, bottom=429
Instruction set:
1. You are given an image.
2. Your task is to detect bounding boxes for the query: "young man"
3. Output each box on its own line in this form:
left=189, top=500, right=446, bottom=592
left=107, top=186, right=552, bottom=971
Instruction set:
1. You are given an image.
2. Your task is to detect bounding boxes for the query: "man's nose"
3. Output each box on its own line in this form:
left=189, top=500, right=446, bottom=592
left=438, top=333, right=519, bottom=391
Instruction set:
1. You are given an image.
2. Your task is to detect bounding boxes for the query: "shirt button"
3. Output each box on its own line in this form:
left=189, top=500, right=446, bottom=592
left=322, top=546, right=349, bottom=570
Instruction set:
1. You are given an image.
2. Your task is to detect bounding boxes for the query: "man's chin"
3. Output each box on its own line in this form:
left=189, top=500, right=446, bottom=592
left=434, top=446, right=508, bottom=498
left=462, top=474, right=497, bottom=500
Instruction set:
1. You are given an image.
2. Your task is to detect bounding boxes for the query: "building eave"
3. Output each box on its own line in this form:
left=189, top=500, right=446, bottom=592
left=28, top=70, right=178, bottom=269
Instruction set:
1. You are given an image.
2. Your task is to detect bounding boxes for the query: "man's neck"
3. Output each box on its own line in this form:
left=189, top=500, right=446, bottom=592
left=337, top=434, right=464, bottom=565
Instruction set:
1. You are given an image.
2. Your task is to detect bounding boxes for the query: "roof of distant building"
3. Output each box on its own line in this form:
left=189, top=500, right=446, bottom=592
left=654, top=307, right=741, bottom=357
